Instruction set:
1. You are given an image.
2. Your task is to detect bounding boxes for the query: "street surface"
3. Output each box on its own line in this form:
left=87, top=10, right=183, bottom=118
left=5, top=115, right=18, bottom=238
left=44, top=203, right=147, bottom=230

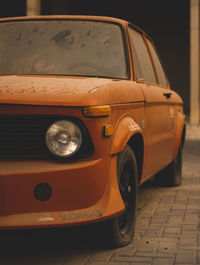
left=0, top=125, right=200, bottom=265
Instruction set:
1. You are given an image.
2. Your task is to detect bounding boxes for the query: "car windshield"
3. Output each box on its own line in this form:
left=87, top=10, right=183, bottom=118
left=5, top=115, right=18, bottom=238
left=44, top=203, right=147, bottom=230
left=0, top=20, right=128, bottom=79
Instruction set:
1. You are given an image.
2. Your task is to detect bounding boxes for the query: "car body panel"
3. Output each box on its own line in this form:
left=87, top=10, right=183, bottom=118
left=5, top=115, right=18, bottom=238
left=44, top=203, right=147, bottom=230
left=110, top=115, right=144, bottom=155
left=0, top=156, right=125, bottom=229
left=0, top=76, right=145, bottom=106
left=0, top=158, right=124, bottom=228
left=142, top=84, right=178, bottom=174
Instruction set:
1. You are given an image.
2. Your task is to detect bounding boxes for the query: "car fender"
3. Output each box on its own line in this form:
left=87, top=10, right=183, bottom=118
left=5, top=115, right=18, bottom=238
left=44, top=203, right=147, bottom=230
left=110, top=115, right=143, bottom=155
left=174, top=111, right=186, bottom=157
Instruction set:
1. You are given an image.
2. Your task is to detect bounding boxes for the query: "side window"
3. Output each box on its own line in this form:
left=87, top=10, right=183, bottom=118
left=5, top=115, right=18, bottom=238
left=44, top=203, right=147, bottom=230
left=146, top=38, right=168, bottom=87
left=129, top=27, right=156, bottom=84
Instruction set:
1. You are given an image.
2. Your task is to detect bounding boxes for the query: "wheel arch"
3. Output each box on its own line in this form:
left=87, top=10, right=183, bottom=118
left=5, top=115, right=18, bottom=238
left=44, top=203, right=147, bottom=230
left=181, top=123, right=186, bottom=147
left=110, top=115, right=144, bottom=183
left=174, top=112, right=186, bottom=157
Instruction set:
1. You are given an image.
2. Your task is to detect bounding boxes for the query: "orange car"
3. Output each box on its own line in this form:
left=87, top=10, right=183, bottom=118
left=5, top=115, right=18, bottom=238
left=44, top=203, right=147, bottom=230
left=0, top=15, right=185, bottom=247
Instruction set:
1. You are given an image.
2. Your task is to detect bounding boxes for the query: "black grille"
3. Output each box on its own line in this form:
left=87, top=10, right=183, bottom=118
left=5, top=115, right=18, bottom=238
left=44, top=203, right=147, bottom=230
left=0, top=116, right=93, bottom=160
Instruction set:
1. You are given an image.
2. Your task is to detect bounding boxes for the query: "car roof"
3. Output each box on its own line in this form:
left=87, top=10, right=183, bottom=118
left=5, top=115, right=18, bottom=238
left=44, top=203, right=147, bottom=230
left=0, top=15, right=129, bottom=26
left=0, top=15, right=148, bottom=37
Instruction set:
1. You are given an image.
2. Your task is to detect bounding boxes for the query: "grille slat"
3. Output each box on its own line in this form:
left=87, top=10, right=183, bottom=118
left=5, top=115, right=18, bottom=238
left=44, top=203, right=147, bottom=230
left=0, top=116, right=52, bottom=159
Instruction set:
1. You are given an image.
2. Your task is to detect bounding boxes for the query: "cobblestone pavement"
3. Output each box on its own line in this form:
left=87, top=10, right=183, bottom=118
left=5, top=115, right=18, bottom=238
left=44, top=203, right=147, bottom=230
left=0, top=125, right=200, bottom=265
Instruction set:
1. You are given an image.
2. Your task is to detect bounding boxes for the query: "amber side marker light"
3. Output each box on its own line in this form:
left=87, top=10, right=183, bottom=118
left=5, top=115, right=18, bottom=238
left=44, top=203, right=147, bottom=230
left=82, top=105, right=111, bottom=118
left=103, top=124, right=114, bottom=137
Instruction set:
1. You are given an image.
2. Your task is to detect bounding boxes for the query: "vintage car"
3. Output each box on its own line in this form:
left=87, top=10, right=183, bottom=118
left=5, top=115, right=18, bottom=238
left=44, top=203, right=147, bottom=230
left=0, top=15, right=185, bottom=247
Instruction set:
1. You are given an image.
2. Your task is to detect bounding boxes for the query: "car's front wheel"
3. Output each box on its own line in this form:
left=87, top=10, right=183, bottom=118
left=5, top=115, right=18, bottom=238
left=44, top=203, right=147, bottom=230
left=101, top=145, right=138, bottom=248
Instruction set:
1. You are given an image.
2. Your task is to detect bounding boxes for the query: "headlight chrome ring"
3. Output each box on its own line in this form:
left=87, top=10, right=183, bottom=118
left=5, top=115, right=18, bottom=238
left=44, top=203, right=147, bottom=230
left=45, top=120, right=82, bottom=158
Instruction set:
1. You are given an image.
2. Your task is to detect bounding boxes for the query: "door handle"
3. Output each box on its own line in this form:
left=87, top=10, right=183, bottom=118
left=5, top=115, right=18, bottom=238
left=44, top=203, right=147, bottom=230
left=163, top=92, right=172, bottom=99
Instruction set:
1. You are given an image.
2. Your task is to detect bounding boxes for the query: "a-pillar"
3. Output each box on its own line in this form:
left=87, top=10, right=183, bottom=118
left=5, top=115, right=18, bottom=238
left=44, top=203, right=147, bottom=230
left=26, top=0, right=41, bottom=16
left=190, top=0, right=200, bottom=124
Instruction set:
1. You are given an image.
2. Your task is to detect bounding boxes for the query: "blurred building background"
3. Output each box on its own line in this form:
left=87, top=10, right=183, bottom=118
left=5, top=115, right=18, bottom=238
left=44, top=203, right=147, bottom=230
left=0, top=0, right=198, bottom=124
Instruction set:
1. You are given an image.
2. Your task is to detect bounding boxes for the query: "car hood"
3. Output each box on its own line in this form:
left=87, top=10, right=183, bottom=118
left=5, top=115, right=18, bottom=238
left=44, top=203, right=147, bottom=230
left=0, top=75, right=144, bottom=106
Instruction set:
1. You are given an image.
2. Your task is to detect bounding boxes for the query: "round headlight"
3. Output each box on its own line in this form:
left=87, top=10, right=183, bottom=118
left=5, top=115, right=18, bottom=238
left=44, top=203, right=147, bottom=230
left=45, top=120, right=82, bottom=158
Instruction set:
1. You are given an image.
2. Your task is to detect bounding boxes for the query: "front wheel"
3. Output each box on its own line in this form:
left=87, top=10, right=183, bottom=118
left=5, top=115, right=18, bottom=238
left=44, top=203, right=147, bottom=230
left=101, top=145, right=138, bottom=248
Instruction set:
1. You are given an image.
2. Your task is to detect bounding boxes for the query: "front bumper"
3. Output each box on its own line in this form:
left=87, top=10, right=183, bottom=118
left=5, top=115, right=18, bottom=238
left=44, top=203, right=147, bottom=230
left=0, top=156, right=124, bottom=229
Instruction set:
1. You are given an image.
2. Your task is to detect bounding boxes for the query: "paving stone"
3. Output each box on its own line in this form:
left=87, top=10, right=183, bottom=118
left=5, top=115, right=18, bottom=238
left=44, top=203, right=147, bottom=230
left=169, top=210, right=186, bottom=215
left=178, top=238, right=197, bottom=248
left=148, top=224, right=163, bottom=229
left=184, top=215, right=200, bottom=222
left=114, top=246, right=136, bottom=257
left=182, top=224, right=199, bottom=231
left=130, top=263, right=151, bottom=265
left=180, top=230, right=198, bottom=238
left=150, top=217, right=167, bottom=225
left=139, top=208, right=156, bottom=215
left=135, top=217, right=151, bottom=226
left=186, top=204, right=200, bottom=211
left=135, top=251, right=174, bottom=258
left=88, top=250, right=113, bottom=262
left=193, top=178, right=200, bottom=185
left=158, top=241, right=177, bottom=253
left=163, top=227, right=179, bottom=234
left=143, top=228, right=162, bottom=238
left=111, top=253, right=152, bottom=263
left=134, top=228, right=145, bottom=237
left=175, top=197, right=188, bottom=203
left=136, top=244, right=156, bottom=253
left=154, top=207, right=170, bottom=215
left=175, top=251, right=195, bottom=263
left=162, top=233, right=179, bottom=238
left=86, top=261, right=129, bottom=265
left=152, top=257, right=174, bottom=265
left=196, top=251, right=200, bottom=264
left=172, top=203, right=186, bottom=210
left=167, top=216, right=184, bottom=224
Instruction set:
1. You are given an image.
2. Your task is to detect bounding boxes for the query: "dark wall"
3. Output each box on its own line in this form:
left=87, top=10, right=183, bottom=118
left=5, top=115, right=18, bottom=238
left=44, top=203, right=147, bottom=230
left=42, top=0, right=69, bottom=15
left=0, top=0, right=26, bottom=18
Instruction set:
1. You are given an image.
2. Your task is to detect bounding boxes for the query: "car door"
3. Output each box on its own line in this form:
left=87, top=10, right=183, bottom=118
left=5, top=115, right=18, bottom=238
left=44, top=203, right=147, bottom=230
left=144, top=37, right=177, bottom=170
left=128, top=26, right=175, bottom=177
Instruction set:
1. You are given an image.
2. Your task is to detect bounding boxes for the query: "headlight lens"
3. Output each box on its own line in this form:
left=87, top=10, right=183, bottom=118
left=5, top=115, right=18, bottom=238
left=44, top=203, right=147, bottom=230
left=45, top=120, right=82, bottom=158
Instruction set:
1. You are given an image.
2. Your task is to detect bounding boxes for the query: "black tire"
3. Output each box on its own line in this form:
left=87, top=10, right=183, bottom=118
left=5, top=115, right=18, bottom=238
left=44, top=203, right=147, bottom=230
left=101, top=145, right=138, bottom=248
left=154, top=144, right=182, bottom=187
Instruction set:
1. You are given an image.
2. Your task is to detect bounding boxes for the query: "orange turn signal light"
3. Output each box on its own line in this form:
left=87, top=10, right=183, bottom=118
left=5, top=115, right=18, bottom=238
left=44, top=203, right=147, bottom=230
left=103, top=124, right=114, bottom=137
left=82, top=105, right=111, bottom=118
